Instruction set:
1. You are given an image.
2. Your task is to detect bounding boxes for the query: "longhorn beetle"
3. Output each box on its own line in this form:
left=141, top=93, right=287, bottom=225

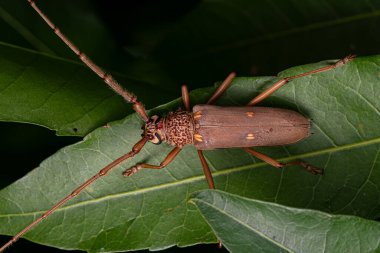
left=0, top=0, right=355, bottom=252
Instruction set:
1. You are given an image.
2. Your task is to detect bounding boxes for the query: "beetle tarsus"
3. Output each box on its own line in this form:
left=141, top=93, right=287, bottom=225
left=300, top=162, right=323, bottom=175
left=123, top=164, right=141, bottom=177
left=335, top=54, right=355, bottom=67
left=280, top=161, right=323, bottom=175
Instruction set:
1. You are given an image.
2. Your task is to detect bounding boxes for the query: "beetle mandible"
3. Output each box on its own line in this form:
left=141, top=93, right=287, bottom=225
left=0, top=0, right=355, bottom=252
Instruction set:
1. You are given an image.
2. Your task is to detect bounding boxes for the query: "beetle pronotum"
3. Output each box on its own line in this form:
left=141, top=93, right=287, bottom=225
left=0, top=1, right=355, bottom=252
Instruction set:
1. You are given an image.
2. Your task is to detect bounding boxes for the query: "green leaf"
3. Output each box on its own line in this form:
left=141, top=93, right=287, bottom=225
left=0, top=0, right=183, bottom=91
left=4, top=0, right=379, bottom=90
left=2, top=1, right=380, bottom=252
left=0, top=1, right=118, bottom=66
left=150, top=0, right=380, bottom=86
left=0, top=55, right=379, bottom=252
left=190, top=190, right=380, bottom=253
left=0, top=42, right=173, bottom=136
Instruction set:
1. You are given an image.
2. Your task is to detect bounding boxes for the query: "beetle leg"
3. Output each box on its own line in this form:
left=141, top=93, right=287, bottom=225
left=0, top=136, right=149, bottom=252
left=281, top=161, right=323, bottom=175
left=197, top=150, right=224, bottom=248
left=123, top=147, right=182, bottom=176
left=181, top=85, right=191, bottom=111
left=183, top=72, right=236, bottom=109
left=207, top=72, right=236, bottom=105
left=243, top=148, right=323, bottom=175
left=197, top=150, right=216, bottom=189
left=247, top=55, right=355, bottom=106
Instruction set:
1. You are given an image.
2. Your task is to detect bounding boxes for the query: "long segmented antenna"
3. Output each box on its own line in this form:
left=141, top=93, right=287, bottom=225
left=0, top=137, right=148, bottom=252
left=0, top=1, right=154, bottom=252
left=27, top=0, right=149, bottom=122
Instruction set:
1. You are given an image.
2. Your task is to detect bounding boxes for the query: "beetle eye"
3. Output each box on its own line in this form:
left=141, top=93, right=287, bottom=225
left=154, top=133, right=162, bottom=145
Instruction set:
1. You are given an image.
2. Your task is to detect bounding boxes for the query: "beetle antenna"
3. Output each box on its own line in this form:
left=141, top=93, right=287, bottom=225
left=0, top=137, right=148, bottom=253
left=27, top=0, right=149, bottom=122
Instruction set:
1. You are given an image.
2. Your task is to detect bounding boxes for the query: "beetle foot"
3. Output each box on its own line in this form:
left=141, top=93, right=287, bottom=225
left=123, top=164, right=141, bottom=177
left=335, top=54, right=356, bottom=67
left=283, top=161, right=323, bottom=175
left=302, top=162, right=323, bottom=175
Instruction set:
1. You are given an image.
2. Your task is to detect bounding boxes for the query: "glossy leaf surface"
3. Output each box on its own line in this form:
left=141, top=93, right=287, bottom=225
left=191, top=190, right=380, bottom=253
left=0, top=43, right=172, bottom=136
left=0, top=55, right=379, bottom=252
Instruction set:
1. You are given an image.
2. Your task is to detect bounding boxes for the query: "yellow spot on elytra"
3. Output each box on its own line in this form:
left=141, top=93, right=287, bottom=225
left=246, top=133, right=255, bottom=140
left=194, top=133, right=203, bottom=142
left=246, top=111, right=254, bottom=117
left=194, top=111, right=202, bottom=120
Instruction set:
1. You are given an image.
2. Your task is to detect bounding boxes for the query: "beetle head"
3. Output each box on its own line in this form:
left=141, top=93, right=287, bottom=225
left=143, top=115, right=165, bottom=145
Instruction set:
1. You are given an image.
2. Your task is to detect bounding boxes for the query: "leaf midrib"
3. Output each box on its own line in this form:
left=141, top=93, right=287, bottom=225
left=1, top=136, right=379, bottom=217
left=189, top=197, right=295, bottom=253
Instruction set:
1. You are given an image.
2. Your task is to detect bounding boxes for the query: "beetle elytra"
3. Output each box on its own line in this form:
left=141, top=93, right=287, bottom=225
left=0, top=1, right=355, bottom=252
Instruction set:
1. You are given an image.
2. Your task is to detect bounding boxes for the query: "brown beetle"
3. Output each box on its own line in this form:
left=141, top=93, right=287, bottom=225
left=0, top=1, right=355, bottom=252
